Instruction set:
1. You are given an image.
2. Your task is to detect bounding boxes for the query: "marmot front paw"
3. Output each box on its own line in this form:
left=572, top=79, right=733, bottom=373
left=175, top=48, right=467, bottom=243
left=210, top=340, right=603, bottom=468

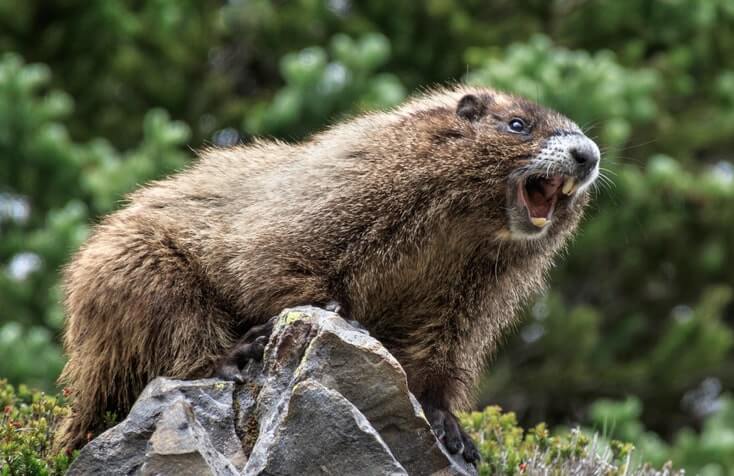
left=214, top=316, right=277, bottom=383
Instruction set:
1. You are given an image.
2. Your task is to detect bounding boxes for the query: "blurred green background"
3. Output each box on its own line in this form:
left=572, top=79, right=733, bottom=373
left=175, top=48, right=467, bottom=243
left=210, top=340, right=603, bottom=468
left=1, top=0, right=733, bottom=473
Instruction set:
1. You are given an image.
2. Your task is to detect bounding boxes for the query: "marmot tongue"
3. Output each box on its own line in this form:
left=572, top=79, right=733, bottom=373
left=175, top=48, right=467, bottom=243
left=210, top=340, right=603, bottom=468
left=526, top=188, right=554, bottom=219
left=524, top=176, right=562, bottom=224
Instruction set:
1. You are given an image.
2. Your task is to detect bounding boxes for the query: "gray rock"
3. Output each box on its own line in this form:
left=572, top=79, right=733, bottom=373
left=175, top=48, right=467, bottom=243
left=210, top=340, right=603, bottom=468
left=244, top=379, right=407, bottom=476
left=68, top=306, right=477, bottom=476
left=140, top=399, right=239, bottom=476
left=281, top=307, right=475, bottom=475
left=67, top=379, right=246, bottom=475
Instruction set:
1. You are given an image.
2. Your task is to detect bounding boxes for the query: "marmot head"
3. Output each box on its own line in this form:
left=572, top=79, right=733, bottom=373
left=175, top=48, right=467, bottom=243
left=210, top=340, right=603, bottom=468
left=458, top=90, right=599, bottom=239
left=393, top=87, right=600, bottom=241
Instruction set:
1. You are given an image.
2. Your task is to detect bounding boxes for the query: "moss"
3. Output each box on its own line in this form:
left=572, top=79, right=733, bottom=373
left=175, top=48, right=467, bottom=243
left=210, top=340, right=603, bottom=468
left=0, top=380, right=75, bottom=475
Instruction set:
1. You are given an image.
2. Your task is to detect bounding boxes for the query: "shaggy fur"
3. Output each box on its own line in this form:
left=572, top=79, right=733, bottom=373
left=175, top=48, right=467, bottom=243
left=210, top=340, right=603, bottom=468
left=57, top=86, right=592, bottom=450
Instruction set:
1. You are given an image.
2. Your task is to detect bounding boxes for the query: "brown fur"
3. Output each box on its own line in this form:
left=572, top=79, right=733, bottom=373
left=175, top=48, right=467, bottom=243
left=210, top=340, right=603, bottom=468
left=57, top=86, right=591, bottom=449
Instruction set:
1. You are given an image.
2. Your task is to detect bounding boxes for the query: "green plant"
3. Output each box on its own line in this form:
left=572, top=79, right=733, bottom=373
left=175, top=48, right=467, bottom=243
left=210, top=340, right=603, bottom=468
left=0, top=380, right=73, bottom=475
left=460, top=406, right=680, bottom=476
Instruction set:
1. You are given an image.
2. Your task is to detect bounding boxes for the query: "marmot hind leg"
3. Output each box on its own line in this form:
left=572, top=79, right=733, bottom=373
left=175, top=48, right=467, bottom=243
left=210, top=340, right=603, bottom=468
left=401, top=337, right=481, bottom=465
left=57, top=217, right=238, bottom=450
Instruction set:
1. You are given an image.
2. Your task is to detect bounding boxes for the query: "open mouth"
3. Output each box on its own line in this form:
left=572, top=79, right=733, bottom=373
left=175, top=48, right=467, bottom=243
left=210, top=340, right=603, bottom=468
left=517, top=175, right=579, bottom=229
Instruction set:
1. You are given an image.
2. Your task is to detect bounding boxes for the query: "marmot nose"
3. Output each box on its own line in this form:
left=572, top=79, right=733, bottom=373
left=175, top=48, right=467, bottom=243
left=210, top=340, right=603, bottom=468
left=570, top=140, right=600, bottom=174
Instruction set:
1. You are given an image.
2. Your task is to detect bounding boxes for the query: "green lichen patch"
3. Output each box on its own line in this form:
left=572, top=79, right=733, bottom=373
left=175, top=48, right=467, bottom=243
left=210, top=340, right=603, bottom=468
left=283, top=311, right=307, bottom=325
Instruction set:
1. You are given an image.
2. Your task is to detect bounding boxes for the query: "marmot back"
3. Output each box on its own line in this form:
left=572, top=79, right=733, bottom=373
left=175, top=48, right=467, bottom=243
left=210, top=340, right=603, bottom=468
left=58, top=86, right=600, bottom=460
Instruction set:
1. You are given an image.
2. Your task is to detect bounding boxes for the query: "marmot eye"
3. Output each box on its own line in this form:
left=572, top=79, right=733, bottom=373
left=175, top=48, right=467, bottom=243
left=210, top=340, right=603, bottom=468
left=508, top=118, right=527, bottom=133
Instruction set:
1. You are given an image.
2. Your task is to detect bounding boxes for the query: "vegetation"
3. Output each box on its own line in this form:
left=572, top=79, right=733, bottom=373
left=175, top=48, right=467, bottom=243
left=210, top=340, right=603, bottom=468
left=1, top=0, right=733, bottom=474
left=461, top=407, right=680, bottom=476
left=0, top=381, right=72, bottom=475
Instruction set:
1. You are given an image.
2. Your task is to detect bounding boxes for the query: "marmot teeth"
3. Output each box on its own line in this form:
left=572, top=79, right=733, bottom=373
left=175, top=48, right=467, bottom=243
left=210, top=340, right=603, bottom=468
left=530, top=217, right=550, bottom=228
left=562, top=177, right=576, bottom=195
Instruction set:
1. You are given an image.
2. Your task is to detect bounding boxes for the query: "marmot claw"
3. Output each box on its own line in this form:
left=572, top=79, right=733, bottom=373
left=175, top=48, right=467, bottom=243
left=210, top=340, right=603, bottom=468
left=324, top=300, right=369, bottom=335
left=421, top=401, right=480, bottom=465
left=214, top=317, right=276, bottom=381
left=325, top=300, right=343, bottom=314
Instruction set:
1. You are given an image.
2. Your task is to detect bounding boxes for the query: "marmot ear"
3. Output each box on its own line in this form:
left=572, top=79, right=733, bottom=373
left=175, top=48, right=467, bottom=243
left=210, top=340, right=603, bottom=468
left=456, top=94, right=488, bottom=122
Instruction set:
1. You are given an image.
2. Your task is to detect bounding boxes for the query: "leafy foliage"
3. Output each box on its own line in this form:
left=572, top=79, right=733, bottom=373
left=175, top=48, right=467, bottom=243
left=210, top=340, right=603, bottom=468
left=0, top=0, right=232, bottom=148
left=460, top=406, right=680, bottom=476
left=0, top=381, right=72, bottom=475
left=245, top=32, right=406, bottom=139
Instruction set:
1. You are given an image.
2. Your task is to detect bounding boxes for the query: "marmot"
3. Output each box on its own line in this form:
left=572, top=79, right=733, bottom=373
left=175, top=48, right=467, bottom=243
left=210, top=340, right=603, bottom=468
left=58, top=86, right=600, bottom=462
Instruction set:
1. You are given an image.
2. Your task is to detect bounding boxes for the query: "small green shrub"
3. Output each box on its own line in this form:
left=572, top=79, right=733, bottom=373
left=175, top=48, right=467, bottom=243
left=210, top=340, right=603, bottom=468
left=0, top=380, right=74, bottom=476
left=460, top=406, right=681, bottom=476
